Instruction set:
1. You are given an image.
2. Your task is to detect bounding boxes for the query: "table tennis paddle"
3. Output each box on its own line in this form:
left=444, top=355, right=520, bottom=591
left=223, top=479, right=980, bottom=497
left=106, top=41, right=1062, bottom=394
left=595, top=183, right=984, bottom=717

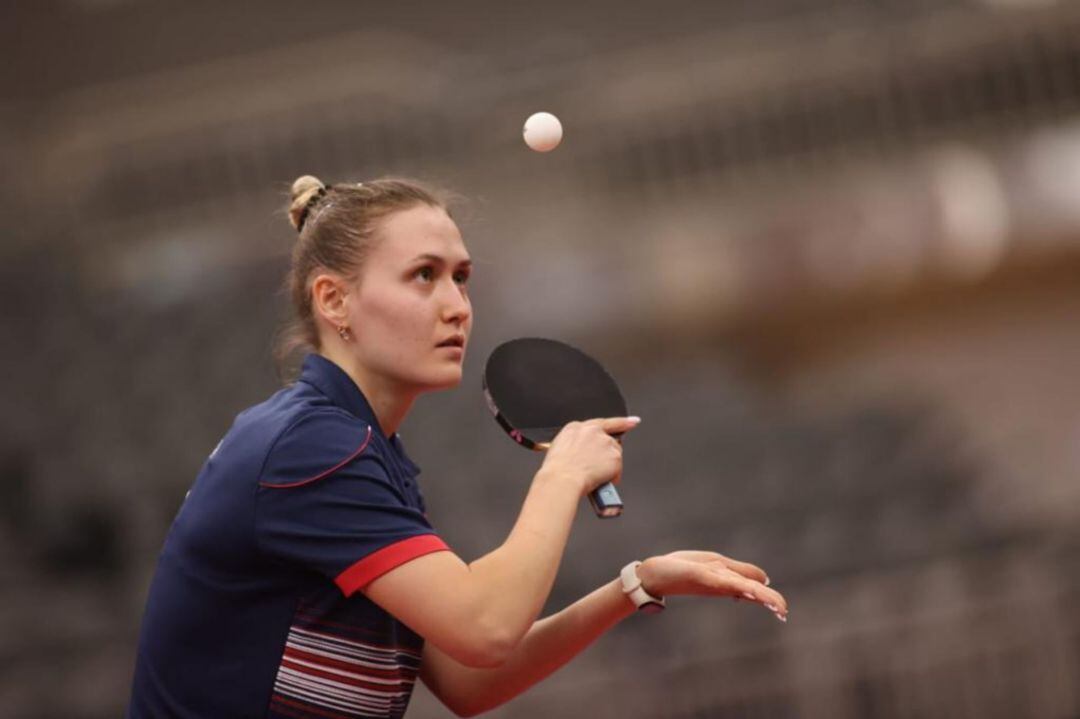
left=482, top=337, right=628, bottom=518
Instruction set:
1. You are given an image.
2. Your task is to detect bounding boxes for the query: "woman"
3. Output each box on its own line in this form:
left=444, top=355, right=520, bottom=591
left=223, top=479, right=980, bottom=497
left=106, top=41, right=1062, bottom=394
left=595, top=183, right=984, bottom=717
left=128, top=176, right=788, bottom=719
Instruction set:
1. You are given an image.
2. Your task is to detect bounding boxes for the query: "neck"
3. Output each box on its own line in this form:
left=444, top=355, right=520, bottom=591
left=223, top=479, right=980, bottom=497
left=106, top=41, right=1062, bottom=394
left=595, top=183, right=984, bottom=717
left=318, top=346, right=417, bottom=437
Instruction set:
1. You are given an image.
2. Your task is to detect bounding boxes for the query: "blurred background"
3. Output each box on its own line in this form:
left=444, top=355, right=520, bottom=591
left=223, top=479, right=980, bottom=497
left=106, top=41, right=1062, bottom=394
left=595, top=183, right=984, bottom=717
left=3, top=1, right=1080, bottom=717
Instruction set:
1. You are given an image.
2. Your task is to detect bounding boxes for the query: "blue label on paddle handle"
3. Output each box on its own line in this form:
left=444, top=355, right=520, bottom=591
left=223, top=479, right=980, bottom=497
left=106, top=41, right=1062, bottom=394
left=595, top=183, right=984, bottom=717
left=589, top=482, right=623, bottom=518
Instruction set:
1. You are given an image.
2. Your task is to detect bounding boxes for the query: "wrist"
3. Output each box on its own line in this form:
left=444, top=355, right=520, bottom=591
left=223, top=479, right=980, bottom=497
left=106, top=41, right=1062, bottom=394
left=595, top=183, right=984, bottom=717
left=606, top=578, right=639, bottom=619
left=619, top=560, right=665, bottom=614
left=534, top=466, right=586, bottom=496
left=635, top=558, right=661, bottom=597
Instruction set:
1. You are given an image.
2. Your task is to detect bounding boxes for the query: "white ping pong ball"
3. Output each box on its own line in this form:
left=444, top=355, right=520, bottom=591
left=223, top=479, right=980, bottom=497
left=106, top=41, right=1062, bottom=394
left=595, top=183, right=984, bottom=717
left=523, top=112, right=563, bottom=152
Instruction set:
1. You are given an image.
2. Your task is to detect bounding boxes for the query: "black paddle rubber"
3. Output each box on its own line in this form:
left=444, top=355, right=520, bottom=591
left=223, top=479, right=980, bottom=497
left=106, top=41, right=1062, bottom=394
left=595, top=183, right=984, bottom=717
left=483, top=338, right=626, bottom=518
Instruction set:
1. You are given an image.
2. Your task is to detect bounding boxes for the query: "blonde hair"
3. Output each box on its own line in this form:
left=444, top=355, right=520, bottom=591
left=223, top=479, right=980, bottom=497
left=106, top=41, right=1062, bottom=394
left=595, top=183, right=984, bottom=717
left=277, top=174, right=451, bottom=373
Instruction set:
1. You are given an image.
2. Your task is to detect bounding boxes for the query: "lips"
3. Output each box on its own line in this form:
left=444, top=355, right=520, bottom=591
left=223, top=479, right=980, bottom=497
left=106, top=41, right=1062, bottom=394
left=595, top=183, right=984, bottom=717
left=436, top=335, right=465, bottom=349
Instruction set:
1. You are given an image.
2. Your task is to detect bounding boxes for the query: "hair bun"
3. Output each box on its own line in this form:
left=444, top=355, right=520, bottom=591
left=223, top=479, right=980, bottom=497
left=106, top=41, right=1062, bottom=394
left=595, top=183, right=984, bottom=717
left=288, top=175, right=327, bottom=231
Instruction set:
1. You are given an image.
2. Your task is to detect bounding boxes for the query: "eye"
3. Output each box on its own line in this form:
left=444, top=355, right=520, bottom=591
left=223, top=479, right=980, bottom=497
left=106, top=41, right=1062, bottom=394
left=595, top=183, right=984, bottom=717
left=453, top=268, right=471, bottom=285
left=414, top=266, right=435, bottom=283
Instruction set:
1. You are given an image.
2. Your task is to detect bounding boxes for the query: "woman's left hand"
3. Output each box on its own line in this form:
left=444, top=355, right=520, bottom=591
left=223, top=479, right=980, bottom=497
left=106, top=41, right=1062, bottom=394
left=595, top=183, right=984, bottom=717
left=636, top=551, right=788, bottom=622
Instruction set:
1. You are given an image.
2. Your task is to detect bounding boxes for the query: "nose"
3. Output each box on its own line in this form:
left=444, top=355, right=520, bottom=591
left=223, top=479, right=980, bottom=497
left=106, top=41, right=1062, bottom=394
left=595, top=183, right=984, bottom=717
left=440, top=279, right=471, bottom=326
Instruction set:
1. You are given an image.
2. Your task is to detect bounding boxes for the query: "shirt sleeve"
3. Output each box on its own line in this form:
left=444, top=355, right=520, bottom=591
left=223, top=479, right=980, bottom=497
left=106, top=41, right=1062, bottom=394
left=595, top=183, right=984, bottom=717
left=254, top=409, right=450, bottom=596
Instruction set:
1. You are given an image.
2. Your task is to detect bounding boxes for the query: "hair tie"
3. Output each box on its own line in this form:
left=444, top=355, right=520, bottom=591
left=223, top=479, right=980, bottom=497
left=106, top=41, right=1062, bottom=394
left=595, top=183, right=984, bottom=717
left=296, top=186, right=328, bottom=233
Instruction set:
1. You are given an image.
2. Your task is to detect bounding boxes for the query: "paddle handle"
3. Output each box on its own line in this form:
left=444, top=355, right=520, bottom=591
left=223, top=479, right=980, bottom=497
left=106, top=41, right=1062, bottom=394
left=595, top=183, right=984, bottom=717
left=588, top=482, right=624, bottom=518
left=533, top=440, right=624, bottom=519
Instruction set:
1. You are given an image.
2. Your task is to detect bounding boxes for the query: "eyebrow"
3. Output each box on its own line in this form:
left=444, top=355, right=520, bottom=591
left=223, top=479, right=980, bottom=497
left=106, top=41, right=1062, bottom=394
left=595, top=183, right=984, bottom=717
left=409, top=253, right=472, bottom=267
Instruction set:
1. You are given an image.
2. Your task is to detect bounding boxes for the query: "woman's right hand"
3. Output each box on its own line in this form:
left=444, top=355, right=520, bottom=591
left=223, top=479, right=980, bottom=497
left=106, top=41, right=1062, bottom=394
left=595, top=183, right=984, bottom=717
left=537, top=417, right=641, bottom=495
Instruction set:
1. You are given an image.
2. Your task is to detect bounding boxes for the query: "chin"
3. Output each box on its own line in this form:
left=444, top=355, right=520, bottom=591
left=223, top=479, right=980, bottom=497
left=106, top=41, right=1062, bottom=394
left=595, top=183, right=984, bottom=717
left=419, top=368, right=464, bottom=393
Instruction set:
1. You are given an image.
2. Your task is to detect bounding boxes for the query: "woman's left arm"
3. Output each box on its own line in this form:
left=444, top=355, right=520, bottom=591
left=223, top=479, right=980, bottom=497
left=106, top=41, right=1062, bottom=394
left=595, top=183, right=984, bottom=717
left=420, top=551, right=787, bottom=717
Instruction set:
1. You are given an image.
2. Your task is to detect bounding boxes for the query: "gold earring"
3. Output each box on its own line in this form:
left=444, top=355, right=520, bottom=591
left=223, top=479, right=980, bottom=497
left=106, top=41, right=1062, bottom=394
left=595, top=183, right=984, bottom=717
left=337, top=325, right=353, bottom=342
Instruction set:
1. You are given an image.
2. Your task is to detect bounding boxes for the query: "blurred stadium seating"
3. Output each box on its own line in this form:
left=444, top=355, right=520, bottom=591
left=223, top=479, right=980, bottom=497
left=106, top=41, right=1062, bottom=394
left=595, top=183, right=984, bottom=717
left=2, top=1, right=1078, bottom=716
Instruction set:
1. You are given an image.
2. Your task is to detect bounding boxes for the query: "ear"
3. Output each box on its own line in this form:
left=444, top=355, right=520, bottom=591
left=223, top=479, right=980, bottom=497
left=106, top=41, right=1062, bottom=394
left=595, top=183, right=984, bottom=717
left=310, top=273, right=351, bottom=329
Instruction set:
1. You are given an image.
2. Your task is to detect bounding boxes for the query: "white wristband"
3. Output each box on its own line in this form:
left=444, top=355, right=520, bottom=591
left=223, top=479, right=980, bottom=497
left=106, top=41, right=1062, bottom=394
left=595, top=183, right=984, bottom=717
left=619, top=561, right=666, bottom=614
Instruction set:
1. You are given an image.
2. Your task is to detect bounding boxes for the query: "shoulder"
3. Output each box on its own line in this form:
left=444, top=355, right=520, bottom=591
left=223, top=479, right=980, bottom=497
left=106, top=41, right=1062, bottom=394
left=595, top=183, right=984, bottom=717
left=259, top=408, right=379, bottom=489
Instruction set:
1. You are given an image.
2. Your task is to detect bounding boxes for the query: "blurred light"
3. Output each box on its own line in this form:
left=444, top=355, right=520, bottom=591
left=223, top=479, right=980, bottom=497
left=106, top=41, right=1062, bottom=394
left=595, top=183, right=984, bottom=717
left=113, top=228, right=231, bottom=307
left=650, top=217, right=746, bottom=327
left=1019, top=123, right=1080, bottom=236
left=927, top=146, right=1010, bottom=280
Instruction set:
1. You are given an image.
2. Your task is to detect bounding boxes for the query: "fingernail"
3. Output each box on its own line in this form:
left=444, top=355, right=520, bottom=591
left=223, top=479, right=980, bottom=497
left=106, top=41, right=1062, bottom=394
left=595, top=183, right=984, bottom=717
left=764, top=575, right=771, bottom=587
left=763, top=603, right=788, bottom=623
left=742, top=591, right=756, bottom=601
left=627, top=416, right=642, bottom=424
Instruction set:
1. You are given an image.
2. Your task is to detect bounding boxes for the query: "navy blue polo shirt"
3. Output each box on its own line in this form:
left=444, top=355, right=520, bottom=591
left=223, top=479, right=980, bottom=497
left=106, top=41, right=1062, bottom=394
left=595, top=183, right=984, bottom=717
left=128, top=353, right=450, bottom=719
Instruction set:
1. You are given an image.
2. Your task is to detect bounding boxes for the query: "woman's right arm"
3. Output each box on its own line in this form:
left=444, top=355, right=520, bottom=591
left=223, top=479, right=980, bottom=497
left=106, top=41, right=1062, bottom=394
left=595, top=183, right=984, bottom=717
left=363, top=416, right=639, bottom=668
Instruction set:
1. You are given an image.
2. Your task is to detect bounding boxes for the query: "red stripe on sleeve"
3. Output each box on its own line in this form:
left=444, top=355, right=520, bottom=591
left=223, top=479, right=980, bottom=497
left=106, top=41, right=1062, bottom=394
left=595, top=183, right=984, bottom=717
left=335, top=534, right=450, bottom=597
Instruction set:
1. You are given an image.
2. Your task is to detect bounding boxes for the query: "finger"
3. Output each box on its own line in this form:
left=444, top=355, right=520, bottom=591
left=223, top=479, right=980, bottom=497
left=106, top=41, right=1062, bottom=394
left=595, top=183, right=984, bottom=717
left=706, top=569, right=788, bottom=619
left=561, top=420, right=581, bottom=431
left=605, top=448, right=623, bottom=485
left=665, top=550, right=726, bottom=563
left=737, top=580, right=789, bottom=619
left=593, top=416, right=641, bottom=435
left=719, top=557, right=770, bottom=586
left=670, top=550, right=771, bottom=587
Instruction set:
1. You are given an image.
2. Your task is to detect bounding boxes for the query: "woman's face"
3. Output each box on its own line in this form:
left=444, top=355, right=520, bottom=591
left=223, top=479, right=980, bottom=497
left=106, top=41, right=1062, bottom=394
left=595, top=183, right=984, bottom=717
left=345, top=204, right=473, bottom=394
